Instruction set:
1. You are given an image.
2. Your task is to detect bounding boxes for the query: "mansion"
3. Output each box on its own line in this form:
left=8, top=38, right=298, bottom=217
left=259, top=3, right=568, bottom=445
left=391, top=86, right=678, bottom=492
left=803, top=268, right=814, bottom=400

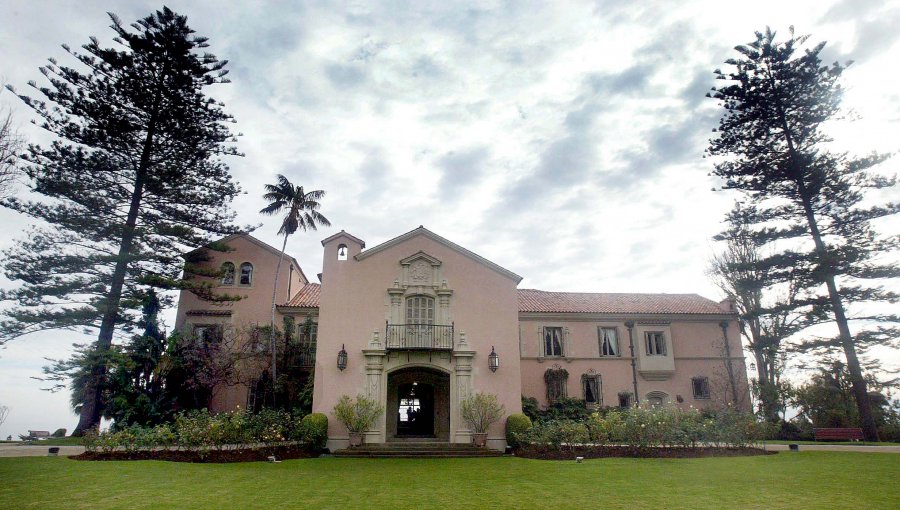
left=175, top=227, right=749, bottom=451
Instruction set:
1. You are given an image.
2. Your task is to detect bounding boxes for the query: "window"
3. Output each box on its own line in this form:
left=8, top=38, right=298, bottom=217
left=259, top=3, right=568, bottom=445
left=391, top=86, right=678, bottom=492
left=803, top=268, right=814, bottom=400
left=692, top=377, right=711, bottom=399
left=337, top=244, right=348, bottom=261
left=545, top=366, right=568, bottom=403
left=192, top=324, right=222, bottom=343
left=543, top=327, right=564, bottom=357
left=299, top=322, right=318, bottom=349
left=239, top=262, right=253, bottom=285
left=645, top=331, right=666, bottom=356
left=646, top=391, right=668, bottom=406
left=582, top=372, right=602, bottom=407
left=618, top=392, right=633, bottom=408
left=220, top=262, right=235, bottom=285
left=406, top=296, right=434, bottom=325
left=598, top=327, right=619, bottom=356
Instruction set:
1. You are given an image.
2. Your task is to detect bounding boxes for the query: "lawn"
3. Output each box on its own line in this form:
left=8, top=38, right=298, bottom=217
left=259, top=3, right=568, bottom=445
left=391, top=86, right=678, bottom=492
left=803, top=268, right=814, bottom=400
left=763, top=440, right=900, bottom=446
left=1, top=452, right=898, bottom=509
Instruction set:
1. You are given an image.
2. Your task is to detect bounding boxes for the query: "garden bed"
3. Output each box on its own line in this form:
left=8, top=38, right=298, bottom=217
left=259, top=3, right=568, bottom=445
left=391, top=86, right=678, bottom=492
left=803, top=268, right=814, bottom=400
left=73, top=444, right=319, bottom=463
left=514, top=445, right=776, bottom=460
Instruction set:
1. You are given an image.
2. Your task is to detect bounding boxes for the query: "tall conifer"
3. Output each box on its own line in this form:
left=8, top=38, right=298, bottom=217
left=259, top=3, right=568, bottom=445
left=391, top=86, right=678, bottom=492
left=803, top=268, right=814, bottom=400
left=2, top=8, right=243, bottom=433
left=707, top=28, right=899, bottom=440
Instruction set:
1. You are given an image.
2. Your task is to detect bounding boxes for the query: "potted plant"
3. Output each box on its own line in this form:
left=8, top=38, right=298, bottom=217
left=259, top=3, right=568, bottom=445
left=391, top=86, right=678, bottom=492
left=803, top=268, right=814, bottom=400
left=461, top=392, right=505, bottom=447
left=333, top=394, right=383, bottom=447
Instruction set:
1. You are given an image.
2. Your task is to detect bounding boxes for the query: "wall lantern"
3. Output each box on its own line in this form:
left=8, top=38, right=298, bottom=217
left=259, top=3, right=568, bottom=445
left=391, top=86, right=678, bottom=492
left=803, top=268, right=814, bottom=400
left=337, top=344, right=348, bottom=371
left=488, top=346, right=499, bottom=372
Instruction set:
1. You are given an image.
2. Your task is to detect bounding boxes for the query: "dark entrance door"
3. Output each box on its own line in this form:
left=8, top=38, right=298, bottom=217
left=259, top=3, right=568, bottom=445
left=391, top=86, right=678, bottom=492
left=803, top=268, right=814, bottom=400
left=396, top=382, right=435, bottom=437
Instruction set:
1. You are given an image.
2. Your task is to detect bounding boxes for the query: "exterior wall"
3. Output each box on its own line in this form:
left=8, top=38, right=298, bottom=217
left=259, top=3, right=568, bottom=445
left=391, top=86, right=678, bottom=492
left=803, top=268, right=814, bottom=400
left=519, top=316, right=749, bottom=410
left=313, top=232, right=522, bottom=451
left=173, top=234, right=307, bottom=412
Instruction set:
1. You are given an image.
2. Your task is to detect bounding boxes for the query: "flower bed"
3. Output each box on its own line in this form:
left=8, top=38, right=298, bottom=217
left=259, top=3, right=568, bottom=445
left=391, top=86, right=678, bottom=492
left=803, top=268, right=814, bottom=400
left=75, top=408, right=328, bottom=462
left=513, top=405, right=775, bottom=459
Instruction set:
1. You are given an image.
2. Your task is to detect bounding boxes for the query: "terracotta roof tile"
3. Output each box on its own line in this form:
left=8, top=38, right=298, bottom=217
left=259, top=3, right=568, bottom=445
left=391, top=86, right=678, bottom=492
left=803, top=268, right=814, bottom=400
left=517, top=289, right=733, bottom=315
left=280, top=285, right=733, bottom=315
left=283, top=283, right=320, bottom=308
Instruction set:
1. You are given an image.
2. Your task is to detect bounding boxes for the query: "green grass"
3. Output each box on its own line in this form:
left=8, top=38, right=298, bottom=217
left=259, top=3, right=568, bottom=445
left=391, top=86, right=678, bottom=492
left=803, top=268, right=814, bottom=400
left=1, top=452, right=898, bottom=509
left=764, top=440, right=900, bottom=446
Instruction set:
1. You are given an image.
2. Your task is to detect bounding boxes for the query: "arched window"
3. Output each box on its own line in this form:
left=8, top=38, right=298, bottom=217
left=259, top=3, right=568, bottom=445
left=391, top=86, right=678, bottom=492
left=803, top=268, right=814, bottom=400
left=337, top=244, right=348, bottom=261
left=239, top=262, right=253, bottom=285
left=646, top=391, right=669, bottom=407
left=220, top=262, right=235, bottom=285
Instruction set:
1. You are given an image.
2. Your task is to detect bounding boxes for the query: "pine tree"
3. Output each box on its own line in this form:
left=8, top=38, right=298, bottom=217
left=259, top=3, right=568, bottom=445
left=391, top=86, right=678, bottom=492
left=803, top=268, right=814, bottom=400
left=707, top=28, right=899, bottom=440
left=2, top=8, right=243, bottom=434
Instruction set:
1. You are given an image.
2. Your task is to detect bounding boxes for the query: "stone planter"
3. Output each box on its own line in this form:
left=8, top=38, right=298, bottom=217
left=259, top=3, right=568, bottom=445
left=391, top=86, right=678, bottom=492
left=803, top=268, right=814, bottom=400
left=472, top=433, right=488, bottom=447
left=348, top=432, right=365, bottom=447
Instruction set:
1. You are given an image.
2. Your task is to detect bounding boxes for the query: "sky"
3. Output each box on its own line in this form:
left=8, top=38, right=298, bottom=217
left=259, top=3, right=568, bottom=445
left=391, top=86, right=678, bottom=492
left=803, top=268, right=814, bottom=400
left=0, top=0, right=898, bottom=438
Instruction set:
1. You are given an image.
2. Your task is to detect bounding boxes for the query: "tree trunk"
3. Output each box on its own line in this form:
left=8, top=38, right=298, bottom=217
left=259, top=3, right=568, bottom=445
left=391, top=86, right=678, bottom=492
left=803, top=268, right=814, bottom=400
left=73, top=100, right=160, bottom=435
left=797, top=191, right=879, bottom=441
left=772, top=89, right=880, bottom=441
left=268, top=234, right=288, bottom=408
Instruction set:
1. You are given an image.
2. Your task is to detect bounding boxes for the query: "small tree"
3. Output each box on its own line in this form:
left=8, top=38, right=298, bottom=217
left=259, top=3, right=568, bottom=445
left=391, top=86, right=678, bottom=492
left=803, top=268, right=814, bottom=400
left=461, top=393, right=505, bottom=434
left=332, top=394, right=383, bottom=434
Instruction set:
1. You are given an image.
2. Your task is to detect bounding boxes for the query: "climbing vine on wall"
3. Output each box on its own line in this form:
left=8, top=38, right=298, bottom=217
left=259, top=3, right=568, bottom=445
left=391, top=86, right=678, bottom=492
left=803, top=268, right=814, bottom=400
left=544, top=365, right=569, bottom=403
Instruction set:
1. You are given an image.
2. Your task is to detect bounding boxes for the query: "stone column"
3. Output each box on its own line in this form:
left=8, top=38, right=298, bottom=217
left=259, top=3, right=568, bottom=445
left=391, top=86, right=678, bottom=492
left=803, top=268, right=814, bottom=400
left=452, top=332, right=475, bottom=443
left=363, top=331, right=387, bottom=444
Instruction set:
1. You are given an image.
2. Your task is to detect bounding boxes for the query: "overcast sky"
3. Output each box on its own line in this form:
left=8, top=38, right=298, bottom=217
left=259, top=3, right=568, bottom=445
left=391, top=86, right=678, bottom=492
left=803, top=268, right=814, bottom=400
left=1, top=0, right=898, bottom=438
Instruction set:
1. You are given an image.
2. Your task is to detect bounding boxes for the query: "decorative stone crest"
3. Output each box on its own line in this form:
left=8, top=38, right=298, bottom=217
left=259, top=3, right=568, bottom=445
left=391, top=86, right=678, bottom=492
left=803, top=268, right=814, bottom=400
left=409, top=259, right=432, bottom=283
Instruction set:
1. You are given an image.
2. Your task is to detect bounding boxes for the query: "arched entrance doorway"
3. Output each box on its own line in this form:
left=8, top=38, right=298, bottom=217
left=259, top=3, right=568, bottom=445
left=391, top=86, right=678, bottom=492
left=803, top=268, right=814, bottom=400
left=386, top=366, right=450, bottom=441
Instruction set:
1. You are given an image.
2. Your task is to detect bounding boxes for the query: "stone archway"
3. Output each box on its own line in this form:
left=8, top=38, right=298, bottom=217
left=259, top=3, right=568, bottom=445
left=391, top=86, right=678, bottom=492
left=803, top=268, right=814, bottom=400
left=386, top=367, right=451, bottom=441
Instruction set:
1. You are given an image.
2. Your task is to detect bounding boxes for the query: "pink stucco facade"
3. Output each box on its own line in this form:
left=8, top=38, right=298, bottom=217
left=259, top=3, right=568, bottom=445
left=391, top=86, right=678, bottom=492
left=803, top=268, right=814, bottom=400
left=175, top=228, right=749, bottom=451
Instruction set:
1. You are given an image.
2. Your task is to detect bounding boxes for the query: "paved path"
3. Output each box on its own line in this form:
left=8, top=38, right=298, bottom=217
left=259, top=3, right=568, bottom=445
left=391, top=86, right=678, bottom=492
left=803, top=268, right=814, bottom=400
left=0, top=444, right=85, bottom=457
left=762, top=443, right=900, bottom=453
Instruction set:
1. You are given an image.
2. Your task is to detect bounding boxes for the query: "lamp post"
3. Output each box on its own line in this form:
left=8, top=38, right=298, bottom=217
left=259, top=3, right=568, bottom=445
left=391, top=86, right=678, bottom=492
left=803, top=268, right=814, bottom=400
left=337, top=344, right=347, bottom=371
left=488, top=346, right=499, bottom=372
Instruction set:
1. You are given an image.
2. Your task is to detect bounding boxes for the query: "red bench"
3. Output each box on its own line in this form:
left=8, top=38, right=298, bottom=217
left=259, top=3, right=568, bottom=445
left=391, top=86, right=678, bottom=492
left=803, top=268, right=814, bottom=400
left=813, top=427, right=864, bottom=442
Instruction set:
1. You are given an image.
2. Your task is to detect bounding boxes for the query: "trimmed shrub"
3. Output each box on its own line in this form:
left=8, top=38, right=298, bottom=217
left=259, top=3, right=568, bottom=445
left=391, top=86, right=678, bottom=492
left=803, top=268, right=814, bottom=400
left=506, top=413, right=532, bottom=448
left=51, top=428, right=67, bottom=438
left=300, top=413, right=328, bottom=450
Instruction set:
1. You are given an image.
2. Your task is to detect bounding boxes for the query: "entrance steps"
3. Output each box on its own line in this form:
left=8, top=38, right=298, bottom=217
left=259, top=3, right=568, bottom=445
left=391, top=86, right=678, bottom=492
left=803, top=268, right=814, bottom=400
left=333, top=441, right=503, bottom=458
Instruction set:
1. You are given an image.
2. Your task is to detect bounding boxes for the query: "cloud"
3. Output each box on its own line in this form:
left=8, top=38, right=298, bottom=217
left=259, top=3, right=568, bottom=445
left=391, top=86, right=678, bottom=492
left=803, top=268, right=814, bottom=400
left=437, top=146, right=491, bottom=197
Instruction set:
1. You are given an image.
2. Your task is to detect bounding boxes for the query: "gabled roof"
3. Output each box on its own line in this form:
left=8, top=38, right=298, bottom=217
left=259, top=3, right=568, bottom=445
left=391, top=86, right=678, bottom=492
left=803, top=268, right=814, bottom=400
left=320, top=230, right=366, bottom=248
left=517, top=289, right=734, bottom=315
left=354, top=226, right=523, bottom=283
left=281, top=283, right=320, bottom=308
left=187, top=233, right=309, bottom=284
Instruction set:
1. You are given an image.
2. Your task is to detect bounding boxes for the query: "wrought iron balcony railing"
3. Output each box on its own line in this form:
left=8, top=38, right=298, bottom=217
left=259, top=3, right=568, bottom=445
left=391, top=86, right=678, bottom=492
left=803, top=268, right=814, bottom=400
left=385, top=322, right=453, bottom=351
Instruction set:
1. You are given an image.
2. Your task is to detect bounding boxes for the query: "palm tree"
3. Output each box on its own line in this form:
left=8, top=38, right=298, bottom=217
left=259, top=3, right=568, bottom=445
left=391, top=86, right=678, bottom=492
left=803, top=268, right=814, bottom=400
left=260, top=175, right=330, bottom=405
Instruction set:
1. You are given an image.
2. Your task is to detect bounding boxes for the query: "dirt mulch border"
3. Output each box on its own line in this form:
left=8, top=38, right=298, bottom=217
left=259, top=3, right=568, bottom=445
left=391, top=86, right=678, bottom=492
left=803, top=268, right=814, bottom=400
left=72, top=444, right=319, bottom=463
left=514, top=445, right=776, bottom=460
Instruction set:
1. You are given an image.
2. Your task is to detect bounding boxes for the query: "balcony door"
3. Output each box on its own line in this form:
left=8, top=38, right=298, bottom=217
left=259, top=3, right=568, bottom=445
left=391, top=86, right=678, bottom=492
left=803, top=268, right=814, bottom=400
left=406, top=296, right=434, bottom=348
